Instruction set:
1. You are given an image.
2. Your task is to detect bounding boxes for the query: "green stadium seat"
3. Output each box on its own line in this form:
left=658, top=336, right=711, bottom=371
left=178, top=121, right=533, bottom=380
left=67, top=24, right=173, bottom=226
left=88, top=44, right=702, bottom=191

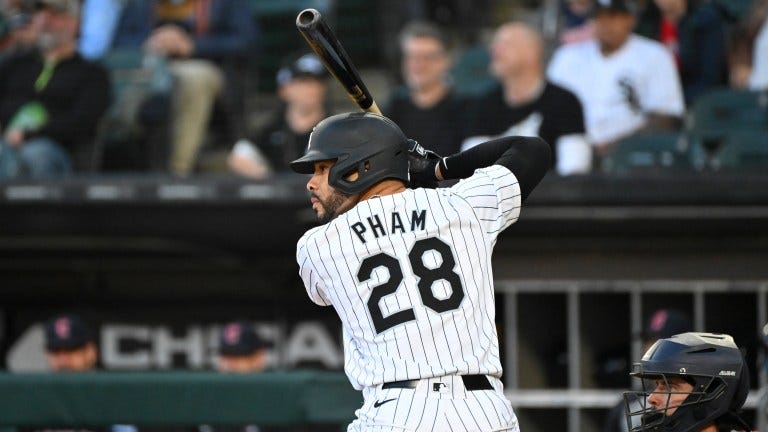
left=251, top=0, right=332, bottom=16
left=709, top=130, right=768, bottom=170
left=601, top=132, right=692, bottom=174
left=686, top=88, right=768, bottom=169
left=688, top=88, right=768, bottom=134
left=251, top=0, right=335, bottom=92
left=450, top=44, right=496, bottom=96
left=94, top=50, right=174, bottom=171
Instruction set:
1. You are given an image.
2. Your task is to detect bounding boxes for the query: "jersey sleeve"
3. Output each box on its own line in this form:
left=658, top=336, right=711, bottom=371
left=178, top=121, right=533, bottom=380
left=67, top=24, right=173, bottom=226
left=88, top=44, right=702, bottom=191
left=450, top=165, right=522, bottom=237
left=640, top=46, right=685, bottom=116
left=296, top=233, right=332, bottom=306
left=547, top=45, right=578, bottom=92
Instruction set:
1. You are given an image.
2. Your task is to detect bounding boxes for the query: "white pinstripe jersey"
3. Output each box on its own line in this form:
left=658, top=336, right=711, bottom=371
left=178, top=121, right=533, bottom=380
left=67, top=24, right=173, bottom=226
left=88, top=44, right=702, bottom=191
left=296, top=165, right=521, bottom=390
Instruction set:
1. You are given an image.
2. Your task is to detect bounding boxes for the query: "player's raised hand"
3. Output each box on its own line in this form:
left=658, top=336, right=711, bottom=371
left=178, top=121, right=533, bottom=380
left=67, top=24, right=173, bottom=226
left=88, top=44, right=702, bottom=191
left=407, top=139, right=442, bottom=189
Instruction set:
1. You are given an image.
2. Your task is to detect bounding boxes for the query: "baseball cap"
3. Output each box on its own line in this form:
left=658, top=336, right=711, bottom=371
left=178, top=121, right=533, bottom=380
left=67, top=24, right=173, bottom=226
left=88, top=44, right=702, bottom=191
left=219, top=321, right=267, bottom=356
left=594, top=0, right=635, bottom=15
left=275, top=53, right=329, bottom=87
left=643, top=309, right=692, bottom=342
left=45, top=314, right=94, bottom=351
left=34, top=0, right=80, bottom=15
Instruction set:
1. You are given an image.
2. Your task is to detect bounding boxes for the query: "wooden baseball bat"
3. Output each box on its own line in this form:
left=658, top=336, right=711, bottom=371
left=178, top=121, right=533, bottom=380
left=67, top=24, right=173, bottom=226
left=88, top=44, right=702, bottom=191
left=296, top=8, right=382, bottom=115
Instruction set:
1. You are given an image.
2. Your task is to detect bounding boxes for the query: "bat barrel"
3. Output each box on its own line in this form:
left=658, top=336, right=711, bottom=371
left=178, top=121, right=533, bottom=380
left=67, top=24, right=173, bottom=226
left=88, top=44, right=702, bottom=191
left=297, top=8, right=319, bottom=29
left=295, top=8, right=382, bottom=115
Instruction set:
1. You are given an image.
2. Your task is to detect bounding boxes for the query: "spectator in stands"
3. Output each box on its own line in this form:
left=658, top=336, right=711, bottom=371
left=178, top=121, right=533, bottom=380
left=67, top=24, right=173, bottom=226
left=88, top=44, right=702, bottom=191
left=634, top=0, right=728, bottom=104
left=228, top=53, right=329, bottom=179
left=0, top=0, right=111, bottom=179
left=602, top=308, right=692, bottom=432
left=77, top=0, right=123, bottom=61
left=748, top=2, right=768, bottom=90
left=0, top=0, right=36, bottom=55
left=463, top=22, right=591, bottom=176
left=548, top=0, right=685, bottom=159
left=216, top=320, right=269, bottom=373
left=44, top=313, right=98, bottom=372
left=383, top=21, right=464, bottom=156
left=109, top=0, right=259, bottom=176
left=751, top=23, right=768, bottom=90
left=559, top=0, right=596, bottom=44
left=725, top=0, right=768, bottom=89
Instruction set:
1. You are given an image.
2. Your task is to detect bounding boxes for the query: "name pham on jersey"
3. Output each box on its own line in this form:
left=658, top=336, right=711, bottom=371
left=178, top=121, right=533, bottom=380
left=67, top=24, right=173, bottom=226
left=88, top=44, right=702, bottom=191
left=351, top=209, right=427, bottom=244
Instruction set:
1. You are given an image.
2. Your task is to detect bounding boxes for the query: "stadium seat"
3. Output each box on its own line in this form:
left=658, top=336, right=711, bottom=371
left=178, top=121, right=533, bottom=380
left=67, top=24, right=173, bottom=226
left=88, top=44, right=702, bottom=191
left=601, top=132, right=692, bottom=175
left=250, top=0, right=332, bottom=16
left=686, top=88, right=768, bottom=170
left=688, top=88, right=768, bottom=134
left=94, top=50, right=174, bottom=171
left=709, top=130, right=768, bottom=171
left=450, top=44, right=496, bottom=96
left=251, top=0, right=336, bottom=93
left=687, top=88, right=768, bottom=149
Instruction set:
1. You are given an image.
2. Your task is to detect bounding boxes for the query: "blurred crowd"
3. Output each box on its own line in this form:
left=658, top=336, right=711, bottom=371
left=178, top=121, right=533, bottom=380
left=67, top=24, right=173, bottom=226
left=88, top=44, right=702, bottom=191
left=0, top=0, right=765, bottom=181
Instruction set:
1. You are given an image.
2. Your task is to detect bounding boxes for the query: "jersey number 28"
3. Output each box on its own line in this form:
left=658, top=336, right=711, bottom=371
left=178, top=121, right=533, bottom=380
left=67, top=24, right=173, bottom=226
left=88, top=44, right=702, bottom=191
left=358, top=237, right=465, bottom=334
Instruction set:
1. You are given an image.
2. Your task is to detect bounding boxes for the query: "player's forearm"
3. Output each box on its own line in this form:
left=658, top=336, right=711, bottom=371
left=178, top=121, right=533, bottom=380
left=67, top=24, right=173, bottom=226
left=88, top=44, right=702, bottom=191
left=438, top=136, right=551, bottom=200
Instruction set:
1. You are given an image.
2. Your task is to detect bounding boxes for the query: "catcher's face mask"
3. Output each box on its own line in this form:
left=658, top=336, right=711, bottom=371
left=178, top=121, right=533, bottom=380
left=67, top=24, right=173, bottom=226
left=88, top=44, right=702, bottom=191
left=623, top=369, right=716, bottom=432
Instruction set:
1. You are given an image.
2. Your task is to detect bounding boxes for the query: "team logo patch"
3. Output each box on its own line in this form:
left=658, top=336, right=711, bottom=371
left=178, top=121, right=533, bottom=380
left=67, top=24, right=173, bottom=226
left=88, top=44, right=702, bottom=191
left=223, top=323, right=241, bottom=345
left=55, top=317, right=71, bottom=339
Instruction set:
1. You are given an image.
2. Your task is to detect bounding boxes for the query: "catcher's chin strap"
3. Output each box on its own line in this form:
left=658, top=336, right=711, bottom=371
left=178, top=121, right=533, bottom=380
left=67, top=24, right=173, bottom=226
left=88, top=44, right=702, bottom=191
left=717, top=411, right=752, bottom=432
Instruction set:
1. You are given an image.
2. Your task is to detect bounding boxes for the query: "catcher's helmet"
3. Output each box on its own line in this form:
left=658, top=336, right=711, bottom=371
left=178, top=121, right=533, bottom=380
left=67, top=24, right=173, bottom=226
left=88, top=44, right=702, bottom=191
left=290, top=112, right=410, bottom=195
left=624, top=332, right=749, bottom=432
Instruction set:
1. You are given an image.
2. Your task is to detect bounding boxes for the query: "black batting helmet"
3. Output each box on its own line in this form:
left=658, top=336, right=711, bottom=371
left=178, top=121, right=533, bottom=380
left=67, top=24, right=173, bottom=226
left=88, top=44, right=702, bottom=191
left=623, top=332, right=750, bottom=432
left=289, top=112, right=410, bottom=195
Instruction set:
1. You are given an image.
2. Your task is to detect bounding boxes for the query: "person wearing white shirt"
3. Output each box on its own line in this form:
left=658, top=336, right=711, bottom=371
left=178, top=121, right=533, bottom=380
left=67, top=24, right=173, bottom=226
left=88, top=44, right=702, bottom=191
left=749, top=17, right=768, bottom=90
left=547, top=0, right=685, bottom=156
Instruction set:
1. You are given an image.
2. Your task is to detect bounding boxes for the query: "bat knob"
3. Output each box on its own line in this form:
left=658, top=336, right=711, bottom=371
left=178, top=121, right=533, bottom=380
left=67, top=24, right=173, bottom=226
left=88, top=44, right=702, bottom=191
left=297, top=8, right=320, bottom=28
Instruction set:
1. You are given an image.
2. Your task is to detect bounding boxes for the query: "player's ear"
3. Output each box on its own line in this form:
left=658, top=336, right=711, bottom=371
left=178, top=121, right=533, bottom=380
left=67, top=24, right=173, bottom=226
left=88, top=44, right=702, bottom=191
left=343, top=161, right=370, bottom=182
left=343, top=169, right=359, bottom=182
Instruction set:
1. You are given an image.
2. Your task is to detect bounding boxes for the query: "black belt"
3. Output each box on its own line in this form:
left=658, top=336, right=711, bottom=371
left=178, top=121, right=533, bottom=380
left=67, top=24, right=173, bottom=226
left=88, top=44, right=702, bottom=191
left=382, top=374, right=493, bottom=391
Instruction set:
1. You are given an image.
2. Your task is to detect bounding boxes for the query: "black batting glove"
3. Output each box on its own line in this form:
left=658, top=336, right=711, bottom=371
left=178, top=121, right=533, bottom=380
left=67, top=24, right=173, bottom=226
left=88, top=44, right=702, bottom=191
left=407, top=139, right=442, bottom=189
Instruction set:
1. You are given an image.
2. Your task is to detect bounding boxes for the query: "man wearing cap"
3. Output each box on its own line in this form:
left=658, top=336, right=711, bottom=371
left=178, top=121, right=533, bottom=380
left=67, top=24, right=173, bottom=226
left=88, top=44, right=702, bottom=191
left=0, top=0, right=111, bottom=178
left=602, top=308, right=693, bottom=432
left=547, top=0, right=684, bottom=159
left=216, top=320, right=269, bottom=373
left=37, top=316, right=138, bottom=432
left=44, top=313, right=98, bottom=372
left=228, top=53, right=330, bottom=178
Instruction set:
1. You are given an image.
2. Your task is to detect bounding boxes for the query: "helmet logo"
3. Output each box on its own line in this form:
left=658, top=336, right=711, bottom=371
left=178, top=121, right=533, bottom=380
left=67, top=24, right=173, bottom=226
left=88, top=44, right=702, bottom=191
left=719, top=370, right=736, bottom=376
left=679, top=367, right=686, bottom=374
left=307, top=131, right=315, bottom=150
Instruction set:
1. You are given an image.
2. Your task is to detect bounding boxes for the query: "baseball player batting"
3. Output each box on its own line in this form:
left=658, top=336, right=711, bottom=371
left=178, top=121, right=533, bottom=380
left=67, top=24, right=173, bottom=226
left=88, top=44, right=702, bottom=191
left=291, top=112, right=550, bottom=431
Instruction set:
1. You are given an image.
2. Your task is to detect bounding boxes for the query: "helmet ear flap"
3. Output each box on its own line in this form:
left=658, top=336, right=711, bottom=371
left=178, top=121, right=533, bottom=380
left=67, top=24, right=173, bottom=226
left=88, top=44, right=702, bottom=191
left=692, top=405, right=707, bottom=420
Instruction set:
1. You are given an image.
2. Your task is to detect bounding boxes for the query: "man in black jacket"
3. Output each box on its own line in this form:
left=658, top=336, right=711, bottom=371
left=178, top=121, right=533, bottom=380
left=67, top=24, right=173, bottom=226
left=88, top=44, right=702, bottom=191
left=0, top=0, right=110, bottom=179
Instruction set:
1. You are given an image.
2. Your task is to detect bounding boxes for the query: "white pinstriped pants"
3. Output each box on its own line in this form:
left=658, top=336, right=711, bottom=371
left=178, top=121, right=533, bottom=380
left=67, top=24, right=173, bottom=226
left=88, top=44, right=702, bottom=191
left=349, top=376, right=519, bottom=432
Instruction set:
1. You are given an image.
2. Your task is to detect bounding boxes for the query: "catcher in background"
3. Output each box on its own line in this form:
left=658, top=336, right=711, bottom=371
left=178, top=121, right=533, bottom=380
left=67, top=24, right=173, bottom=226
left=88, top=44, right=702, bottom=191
left=624, top=332, right=750, bottom=432
left=290, top=111, right=550, bottom=431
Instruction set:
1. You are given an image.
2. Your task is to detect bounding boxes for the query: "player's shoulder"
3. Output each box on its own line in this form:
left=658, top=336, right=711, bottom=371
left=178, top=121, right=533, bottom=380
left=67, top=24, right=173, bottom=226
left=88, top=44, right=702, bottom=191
left=297, top=224, right=328, bottom=250
left=448, top=165, right=516, bottom=193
